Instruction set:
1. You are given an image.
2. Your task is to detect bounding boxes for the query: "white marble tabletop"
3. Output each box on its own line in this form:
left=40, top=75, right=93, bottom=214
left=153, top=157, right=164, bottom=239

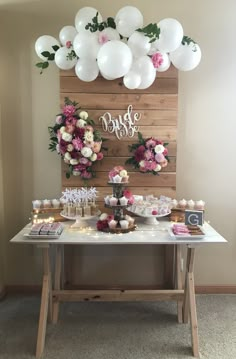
left=10, top=219, right=227, bottom=246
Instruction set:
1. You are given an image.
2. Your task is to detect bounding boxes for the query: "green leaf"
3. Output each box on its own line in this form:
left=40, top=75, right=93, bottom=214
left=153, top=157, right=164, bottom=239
left=41, top=51, right=50, bottom=58
left=52, top=45, right=60, bottom=51
left=48, top=53, right=55, bottom=61
left=42, top=62, right=49, bottom=69
left=66, top=172, right=70, bottom=179
left=36, top=62, right=44, bottom=68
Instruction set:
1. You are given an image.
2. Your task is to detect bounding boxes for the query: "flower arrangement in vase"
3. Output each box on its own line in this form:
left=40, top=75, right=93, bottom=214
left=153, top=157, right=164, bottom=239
left=49, top=97, right=106, bottom=179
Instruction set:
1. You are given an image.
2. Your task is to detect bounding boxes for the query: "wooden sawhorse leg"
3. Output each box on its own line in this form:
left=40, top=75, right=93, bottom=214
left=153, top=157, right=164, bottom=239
left=36, top=246, right=52, bottom=358
left=183, top=247, right=200, bottom=358
left=175, top=244, right=183, bottom=323
left=52, top=245, right=62, bottom=324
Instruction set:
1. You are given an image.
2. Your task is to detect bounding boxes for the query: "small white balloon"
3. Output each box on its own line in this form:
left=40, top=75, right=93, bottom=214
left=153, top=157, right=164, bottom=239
left=75, top=58, right=99, bottom=81
left=115, top=6, right=143, bottom=38
left=99, top=28, right=120, bottom=42
left=59, top=26, right=77, bottom=46
left=123, top=70, right=141, bottom=89
left=75, top=7, right=102, bottom=33
left=97, top=40, right=133, bottom=79
left=128, top=31, right=151, bottom=58
left=155, top=18, right=184, bottom=53
left=151, top=51, right=171, bottom=72
left=73, top=32, right=101, bottom=59
left=35, top=35, right=60, bottom=60
left=132, top=56, right=156, bottom=89
left=170, top=41, right=201, bottom=71
left=54, top=47, right=77, bottom=70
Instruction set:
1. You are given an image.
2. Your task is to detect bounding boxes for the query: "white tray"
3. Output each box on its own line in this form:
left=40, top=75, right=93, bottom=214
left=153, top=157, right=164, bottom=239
left=24, top=233, right=61, bottom=240
left=168, top=226, right=205, bottom=239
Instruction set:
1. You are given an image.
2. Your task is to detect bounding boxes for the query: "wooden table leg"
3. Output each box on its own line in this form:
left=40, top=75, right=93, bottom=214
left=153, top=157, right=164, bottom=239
left=175, top=245, right=183, bottom=323
left=36, top=247, right=52, bottom=358
left=52, top=245, right=62, bottom=324
left=183, top=247, right=200, bottom=358
left=183, top=248, right=191, bottom=324
left=164, top=245, right=175, bottom=288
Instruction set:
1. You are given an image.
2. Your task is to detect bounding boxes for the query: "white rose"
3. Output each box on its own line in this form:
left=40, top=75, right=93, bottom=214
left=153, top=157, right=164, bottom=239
left=64, top=158, right=70, bottom=164
left=67, top=144, right=74, bottom=152
left=64, top=152, right=71, bottom=161
left=100, top=213, right=108, bottom=221
left=60, top=126, right=66, bottom=133
left=84, top=131, right=94, bottom=142
left=73, top=170, right=81, bottom=176
left=62, top=132, right=72, bottom=142
left=76, top=119, right=86, bottom=128
left=81, top=146, right=93, bottom=158
left=79, top=111, right=88, bottom=120
left=90, top=153, right=97, bottom=162
left=70, top=159, right=79, bottom=165
left=56, top=144, right=60, bottom=153
left=120, top=169, right=127, bottom=177
left=154, top=164, right=162, bottom=172
left=154, top=144, right=165, bottom=154
left=139, top=160, right=145, bottom=167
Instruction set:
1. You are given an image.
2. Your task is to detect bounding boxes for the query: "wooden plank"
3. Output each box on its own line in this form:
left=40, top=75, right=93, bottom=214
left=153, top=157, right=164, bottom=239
left=188, top=272, right=200, bottom=358
left=81, top=109, right=178, bottom=126
left=60, top=65, right=178, bottom=78
left=62, top=157, right=176, bottom=173
left=53, top=289, right=184, bottom=302
left=62, top=186, right=176, bottom=199
left=60, top=93, right=178, bottom=110
left=52, top=246, right=62, bottom=325
left=36, top=275, right=49, bottom=359
left=60, top=76, right=178, bottom=94
left=176, top=245, right=183, bottom=323
left=62, top=171, right=176, bottom=187
left=105, top=141, right=177, bottom=157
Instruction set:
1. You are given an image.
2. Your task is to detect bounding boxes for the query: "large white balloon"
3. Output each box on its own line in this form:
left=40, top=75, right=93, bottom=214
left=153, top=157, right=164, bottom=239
left=54, top=47, right=77, bottom=70
left=132, top=56, right=156, bottom=89
left=35, top=35, right=60, bottom=60
left=170, top=42, right=201, bottom=71
left=73, top=32, right=101, bottom=59
left=115, top=6, right=143, bottom=38
left=59, top=26, right=77, bottom=46
left=75, top=7, right=102, bottom=33
left=75, top=59, right=99, bottom=81
left=97, top=40, right=133, bottom=79
left=128, top=31, right=151, bottom=58
left=155, top=18, right=184, bottom=53
left=123, top=70, right=141, bottom=89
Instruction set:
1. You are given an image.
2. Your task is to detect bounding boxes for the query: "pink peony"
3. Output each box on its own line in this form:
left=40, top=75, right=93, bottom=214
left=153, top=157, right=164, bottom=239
left=59, top=139, right=68, bottom=155
left=134, top=145, right=145, bottom=162
left=151, top=52, right=164, bottom=69
left=155, top=153, right=165, bottom=163
left=145, top=138, right=157, bottom=149
left=98, top=33, right=109, bottom=45
left=65, top=117, right=77, bottom=126
left=74, top=127, right=85, bottom=139
left=81, top=170, right=92, bottom=179
left=160, top=159, right=168, bottom=168
left=65, top=124, right=75, bottom=134
left=63, top=105, right=76, bottom=117
left=163, top=148, right=168, bottom=156
left=144, top=161, right=157, bottom=171
left=72, top=138, right=83, bottom=151
left=144, top=150, right=154, bottom=161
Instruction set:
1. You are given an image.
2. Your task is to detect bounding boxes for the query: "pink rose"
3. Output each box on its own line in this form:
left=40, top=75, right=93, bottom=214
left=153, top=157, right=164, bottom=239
left=144, top=150, right=153, bottom=161
left=97, top=152, right=104, bottom=160
left=63, top=105, right=76, bottom=117
left=81, top=170, right=92, bottom=179
left=155, top=153, right=165, bottom=163
left=56, top=115, right=63, bottom=125
left=151, top=52, right=164, bottom=69
left=66, top=41, right=72, bottom=49
left=98, top=33, right=109, bottom=45
left=93, top=141, right=102, bottom=153
left=72, top=138, right=83, bottom=150
left=163, top=148, right=168, bottom=156
left=144, top=161, right=156, bottom=171
left=65, top=124, right=75, bottom=134
left=160, top=159, right=168, bottom=168
left=145, top=138, right=156, bottom=149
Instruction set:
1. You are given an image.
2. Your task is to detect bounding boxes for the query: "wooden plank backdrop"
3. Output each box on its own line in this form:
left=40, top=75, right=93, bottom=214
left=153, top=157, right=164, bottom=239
left=60, top=66, right=178, bottom=288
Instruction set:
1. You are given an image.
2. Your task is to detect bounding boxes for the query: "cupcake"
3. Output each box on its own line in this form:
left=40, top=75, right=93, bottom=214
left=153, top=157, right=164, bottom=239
left=119, top=196, right=128, bottom=206
left=52, top=199, right=60, bottom=208
left=109, top=220, right=117, bottom=229
left=178, top=199, right=187, bottom=209
left=119, top=220, right=129, bottom=229
left=109, top=197, right=118, bottom=206
left=195, top=200, right=205, bottom=210
left=187, top=199, right=195, bottom=209
left=171, top=199, right=178, bottom=209
left=42, top=199, right=51, bottom=208
left=32, top=200, right=42, bottom=209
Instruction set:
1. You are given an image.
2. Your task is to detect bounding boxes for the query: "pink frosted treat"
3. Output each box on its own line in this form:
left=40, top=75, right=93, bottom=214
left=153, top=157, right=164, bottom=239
left=108, top=166, right=129, bottom=183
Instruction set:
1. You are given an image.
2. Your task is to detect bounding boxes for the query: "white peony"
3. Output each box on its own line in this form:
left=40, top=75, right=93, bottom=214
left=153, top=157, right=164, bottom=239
left=154, top=164, right=162, bottom=172
left=84, top=131, right=94, bottom=142
left=100, top=213, right=108, bottom=221
left=67, top=144, right=74, bottom=152
left=70, top=159, right=79, bottom=165
left=90, top=153, right=97, bottom=162
left=62, top=132, right=72, bottom=142
left=79, top=111, right=89, bottom=120
left=81, top=146, right=93, bottom=158
left=120, top=169, right=127, bottom=177
left=139, top=160, right=145, bottom=167
left=154, top=144, right=165, bottom=154
left=73, top=170, right=81, bottom=176
left=60, top=126, right=66, bottom=133
left=76, top=119, right=86, bottom=128
left=64, top=152, right=71, bottom=161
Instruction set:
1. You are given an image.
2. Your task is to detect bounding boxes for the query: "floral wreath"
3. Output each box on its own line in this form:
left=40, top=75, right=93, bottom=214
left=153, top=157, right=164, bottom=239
left=49, top=97, right=105, bottom=179
left=126, top=132, right=169, bottom=174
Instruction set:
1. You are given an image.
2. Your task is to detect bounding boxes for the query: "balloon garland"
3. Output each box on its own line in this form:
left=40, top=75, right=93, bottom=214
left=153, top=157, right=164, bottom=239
left=35, top=6, right=201, bottom=90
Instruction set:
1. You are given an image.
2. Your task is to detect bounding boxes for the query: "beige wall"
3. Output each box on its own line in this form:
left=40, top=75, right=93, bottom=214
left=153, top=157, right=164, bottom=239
left=0, top=0, right=236, bottom=287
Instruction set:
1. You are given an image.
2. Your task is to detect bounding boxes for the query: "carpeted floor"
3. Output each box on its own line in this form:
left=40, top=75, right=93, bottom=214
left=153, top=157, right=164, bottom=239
left=0, top=294, right=236, bottom=359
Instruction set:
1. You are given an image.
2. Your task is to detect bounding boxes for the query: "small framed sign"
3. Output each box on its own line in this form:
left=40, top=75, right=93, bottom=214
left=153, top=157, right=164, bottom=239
left=185, top=210, right=204, bottom=226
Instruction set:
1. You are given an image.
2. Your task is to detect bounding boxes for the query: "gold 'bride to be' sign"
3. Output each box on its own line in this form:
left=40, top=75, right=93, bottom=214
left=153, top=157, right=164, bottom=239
left=99, top=105, right=141, bottom=140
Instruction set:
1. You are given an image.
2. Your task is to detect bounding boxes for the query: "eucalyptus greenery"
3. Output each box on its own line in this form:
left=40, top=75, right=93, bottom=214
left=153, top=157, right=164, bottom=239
left=182, top=35, right=197, bottom=52
left=137, top=23, right=161, bottom=43
left=36, top=45, right=60, bottom=74
left=85, top=12, right=116, bottom=32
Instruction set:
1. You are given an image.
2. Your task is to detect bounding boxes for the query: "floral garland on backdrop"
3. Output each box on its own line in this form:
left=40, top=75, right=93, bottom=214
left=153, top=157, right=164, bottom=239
left=126, top=132, right=169, bottom=175
left=49, top=97, right=105, bottom=179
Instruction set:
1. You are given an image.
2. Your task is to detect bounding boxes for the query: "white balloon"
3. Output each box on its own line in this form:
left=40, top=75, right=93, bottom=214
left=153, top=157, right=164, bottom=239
left=132, top=56, right=156, bottom=89
left=115, top=6, right=143, bottom=38
left=155, top=18, right=184, bottom=53
left=59, top=26, right=77, bottom=46
left=75, top=7, right=102, bottom=33
left=35, top=35, right=60, bottom=60
left=170, top=42, right=201, bottom=71
left=128, top=31, right=151, bottom=58
left=123, top=70, right=141, bottom=89
left=73, top=32, right=101, bottom=59
left=97, top=40, right=133, bottom=79
left=152, top=51, right=171, bottom=72
left=54, top=47, right=77, bottom=70
left=75, top=59, right=99, bottom=81
left=99, top=28, right=120, bottom=42
left=100, top=72, right=116, bottom=80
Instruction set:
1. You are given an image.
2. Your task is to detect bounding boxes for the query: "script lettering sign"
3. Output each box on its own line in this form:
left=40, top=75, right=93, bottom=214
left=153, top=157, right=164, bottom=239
left=99, top=105, right=141, bottom=140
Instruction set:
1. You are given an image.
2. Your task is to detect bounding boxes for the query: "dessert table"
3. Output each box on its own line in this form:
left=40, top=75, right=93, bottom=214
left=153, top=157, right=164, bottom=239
left=10, top=219, right=227, bottom=358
